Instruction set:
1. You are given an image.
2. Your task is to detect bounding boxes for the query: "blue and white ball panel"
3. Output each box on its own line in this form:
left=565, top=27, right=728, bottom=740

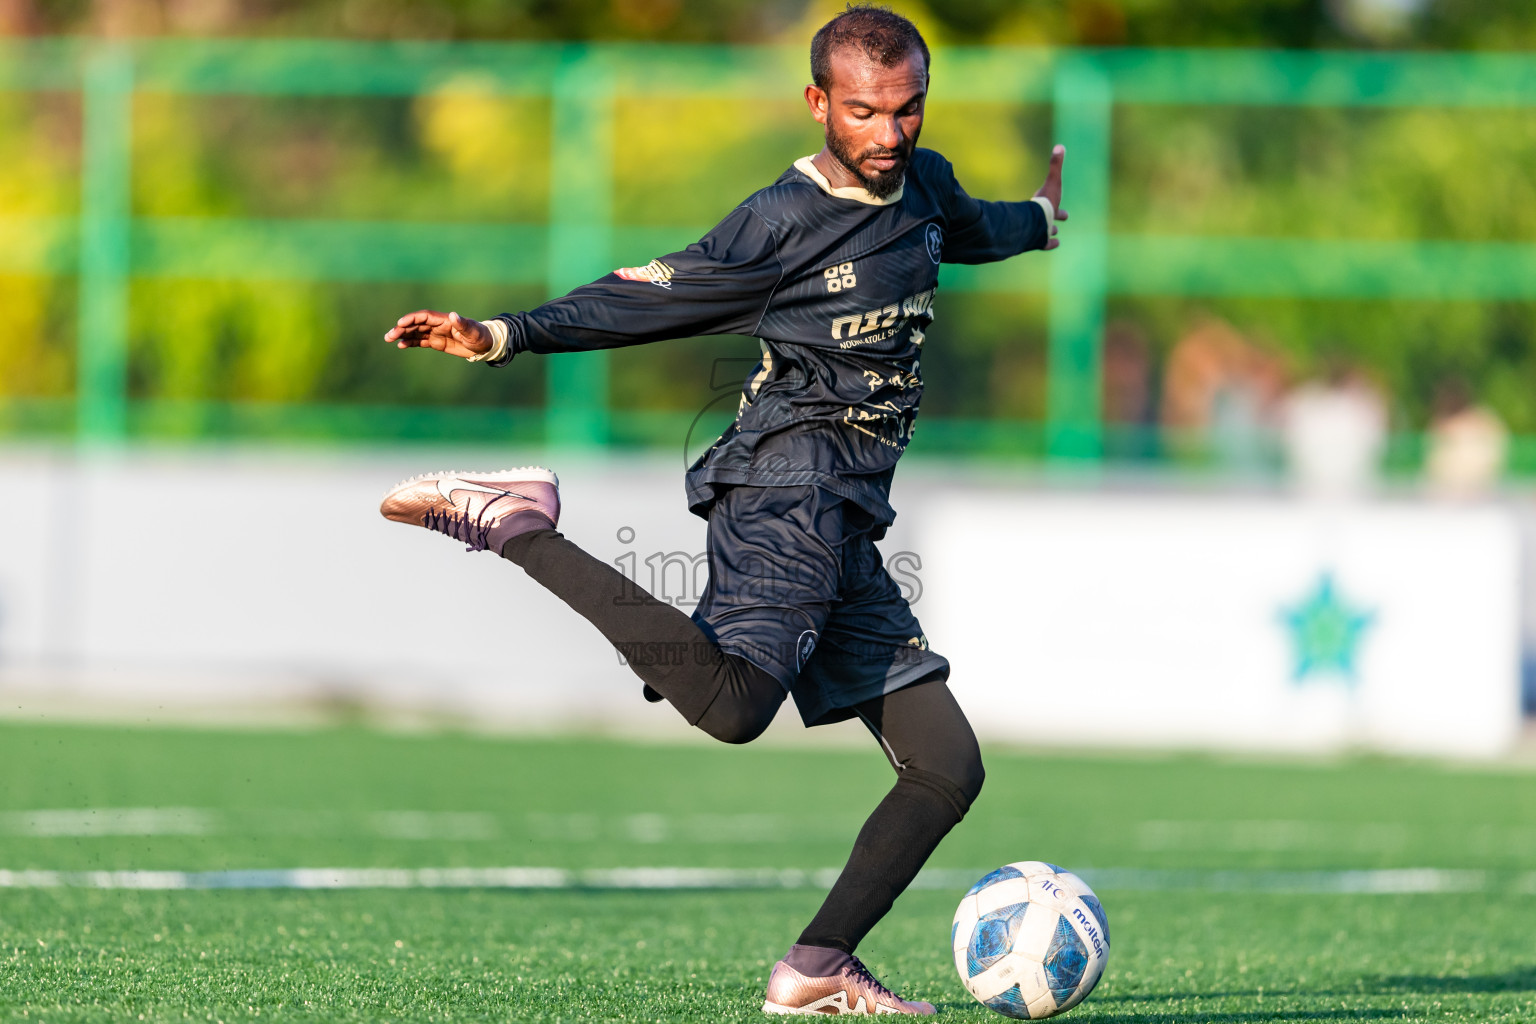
left=1008, top=861, right=1064, bottom=880
left=966, top=902, right=1030, bottom=977
left=1006, top=896, right=1063, bottom=962
left=972, top=877, right=1035, bottom=919
left=1044, top=914, right=1090, bottom=1002
left=981, top=982, right=1033, bottom=1019
left=1052, top=894, right=1109, bottom=1012
left=952, top=896, right=982, bottom=978
left=1060, top=873, right=1110, bottom=1003
left=967, top=950, right=1049, bottom=1017
left=1025, top=981, right=1058, bottom=1020
left=964, top=864, right=1026, bottom=897
left=963, top=905, right=1060, bottom=1005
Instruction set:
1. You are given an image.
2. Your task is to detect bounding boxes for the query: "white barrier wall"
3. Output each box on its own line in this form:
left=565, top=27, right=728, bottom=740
left=0, top=446, right=1524, bottom=756
left=919, top=494, right=1522, bottom=758
left=0, top=446, right=709, bottom=730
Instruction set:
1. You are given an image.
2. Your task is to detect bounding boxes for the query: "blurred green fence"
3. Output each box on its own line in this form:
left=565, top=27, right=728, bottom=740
left=5, top=39, right=1536, bottom=464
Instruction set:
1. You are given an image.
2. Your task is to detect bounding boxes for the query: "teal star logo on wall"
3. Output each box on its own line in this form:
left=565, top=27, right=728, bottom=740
left=1279, top=573, right=1376, bottom=685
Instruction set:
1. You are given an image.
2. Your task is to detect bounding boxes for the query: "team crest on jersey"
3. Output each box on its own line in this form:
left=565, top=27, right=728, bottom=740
left=615, top=259, right=674, bottom=288
left=925, top=223, right=943, bottom=264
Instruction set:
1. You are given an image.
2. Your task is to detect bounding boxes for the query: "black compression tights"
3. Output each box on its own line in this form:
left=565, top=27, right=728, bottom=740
left=500, top=528, right=985, bottom=955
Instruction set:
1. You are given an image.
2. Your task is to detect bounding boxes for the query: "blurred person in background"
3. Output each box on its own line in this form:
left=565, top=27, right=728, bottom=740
left=1161, top=317, right=1284, bottom=474
left=1212, top=340, right=1286, bottom=478
left=1279, top=355, right=1388, bottom=498
left=1423, top=377, right=1507, bottom=498
left=1101, top=320, right=1159, bottom=461
left=378, top=4, right=1068, bottom=1016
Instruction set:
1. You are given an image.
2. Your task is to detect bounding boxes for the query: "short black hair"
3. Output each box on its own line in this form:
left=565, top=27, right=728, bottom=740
left=810, top=4, right=930, bottom=92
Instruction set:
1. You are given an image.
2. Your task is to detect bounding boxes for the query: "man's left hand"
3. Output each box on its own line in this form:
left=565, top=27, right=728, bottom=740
left=1035, top=144, right=1068, bottom=250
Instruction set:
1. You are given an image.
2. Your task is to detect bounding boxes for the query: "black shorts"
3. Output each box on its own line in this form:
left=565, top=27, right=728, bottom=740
left=689, top=485, right=949, bottom=726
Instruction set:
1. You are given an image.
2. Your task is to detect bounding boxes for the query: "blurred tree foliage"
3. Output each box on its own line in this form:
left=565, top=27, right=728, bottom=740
left=0, top=91, right=76, bottom=397
left=12, top=0, right=1536, bottom=48
left=2, top=0, right=1535, bottom=440
left=1112, top=104, right=1536, bottom=432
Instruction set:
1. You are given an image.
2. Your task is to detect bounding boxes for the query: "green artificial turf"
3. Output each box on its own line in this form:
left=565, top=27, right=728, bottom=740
left=1, top=722, right=1534, bottom=1022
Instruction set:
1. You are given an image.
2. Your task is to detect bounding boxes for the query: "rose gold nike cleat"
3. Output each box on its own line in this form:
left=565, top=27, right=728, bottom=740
left=379, top=467, right=560, bottom=553
left=763, top=955, right=936, bottom=1016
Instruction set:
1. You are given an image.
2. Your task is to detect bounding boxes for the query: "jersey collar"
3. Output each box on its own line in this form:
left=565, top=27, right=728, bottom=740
left=794, top=155, right=903, bottom=206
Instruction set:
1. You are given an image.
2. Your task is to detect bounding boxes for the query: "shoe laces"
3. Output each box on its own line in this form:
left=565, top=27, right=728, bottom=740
left=422, top=504, right=493, bottom=552
left=846, top=956, right=899, bottom=1002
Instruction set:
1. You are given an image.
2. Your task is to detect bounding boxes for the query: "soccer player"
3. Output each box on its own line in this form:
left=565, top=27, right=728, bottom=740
left=381, top=4, right=1066, bottom=1015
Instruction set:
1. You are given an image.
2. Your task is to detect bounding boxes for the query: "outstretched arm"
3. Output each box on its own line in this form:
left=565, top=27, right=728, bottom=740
left=385, top=204, right=781, bottom=365
left=942, top=144, right=1068, bottom=264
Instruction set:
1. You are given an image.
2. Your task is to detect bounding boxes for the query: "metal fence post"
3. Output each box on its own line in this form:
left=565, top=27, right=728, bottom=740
left=545, top=46, right=613, bottom=448
left=1046, top=55, right=1111, bottom=462
left=76, top=42, right=134, bottom=444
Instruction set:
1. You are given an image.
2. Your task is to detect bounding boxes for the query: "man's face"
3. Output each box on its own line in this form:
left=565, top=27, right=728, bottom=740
left=807, top=47, right=927, bottom=198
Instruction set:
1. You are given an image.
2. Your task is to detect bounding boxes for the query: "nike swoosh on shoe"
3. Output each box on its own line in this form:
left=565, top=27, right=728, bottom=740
left=436, top=479, right=532, bottom=503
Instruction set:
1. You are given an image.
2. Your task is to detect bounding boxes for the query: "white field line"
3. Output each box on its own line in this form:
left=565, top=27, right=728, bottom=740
left=1, top=866, right=1531, bottom=894
left=0, top=808, right=214, bottom=836
left=0, top=809, right=829, bottom=842
left=9, top=811, right=1534, bottom=858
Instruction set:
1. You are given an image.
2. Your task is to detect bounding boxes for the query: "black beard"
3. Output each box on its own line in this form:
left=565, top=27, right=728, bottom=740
left=826, top=124, right=908, bottom=199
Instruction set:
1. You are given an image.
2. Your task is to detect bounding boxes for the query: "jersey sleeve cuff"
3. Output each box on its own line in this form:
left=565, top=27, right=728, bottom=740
left=1030, top=195, right=1055, bottom=232
left=467, top=316, right=512, bottom=365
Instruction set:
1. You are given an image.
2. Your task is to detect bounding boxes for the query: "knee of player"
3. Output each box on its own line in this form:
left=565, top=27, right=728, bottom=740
left=923, top=751, right=983, bottom=815
left=919, top=739, right=985, bottom=812
left=956, top=753, right=985, bottom=810
left=697, top=706, right=773, bottom=746
left=705, top=721, right=769, bottom=745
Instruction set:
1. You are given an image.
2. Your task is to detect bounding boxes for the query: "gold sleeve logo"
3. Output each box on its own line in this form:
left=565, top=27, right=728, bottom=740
left=614, top=259, right=675, bottom=288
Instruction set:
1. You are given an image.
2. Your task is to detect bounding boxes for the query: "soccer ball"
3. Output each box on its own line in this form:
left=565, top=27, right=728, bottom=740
left=952, top=861, right=1110, bottom=1019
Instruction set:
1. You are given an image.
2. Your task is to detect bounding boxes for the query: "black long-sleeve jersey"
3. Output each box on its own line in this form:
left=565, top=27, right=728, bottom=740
left=488, top=147, right=1051, bottom=529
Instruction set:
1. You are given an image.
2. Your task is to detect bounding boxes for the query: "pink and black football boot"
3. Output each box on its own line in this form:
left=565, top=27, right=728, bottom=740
left=763, top=946, right=935, bottom=1015
left=379, top=467, right=559, bottom=553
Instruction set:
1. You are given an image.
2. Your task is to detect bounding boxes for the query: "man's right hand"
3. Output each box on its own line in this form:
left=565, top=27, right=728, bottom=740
left=385, top=310, right=493, bottom=360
